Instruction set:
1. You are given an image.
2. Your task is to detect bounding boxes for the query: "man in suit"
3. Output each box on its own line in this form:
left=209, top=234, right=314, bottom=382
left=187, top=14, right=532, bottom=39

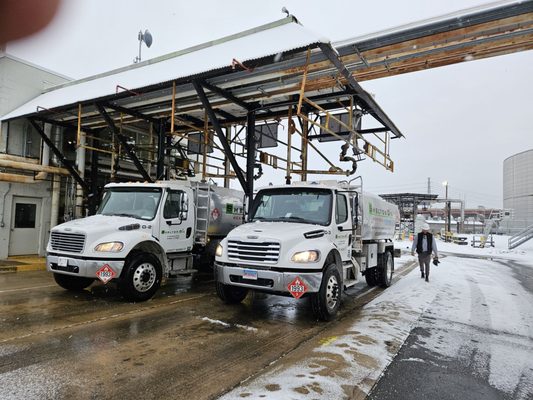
left=411, top=223, right=439, bottom=282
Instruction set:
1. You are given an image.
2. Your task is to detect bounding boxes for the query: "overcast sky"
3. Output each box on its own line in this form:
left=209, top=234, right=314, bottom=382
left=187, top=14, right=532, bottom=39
left=7, top=0, right=533, bottom=209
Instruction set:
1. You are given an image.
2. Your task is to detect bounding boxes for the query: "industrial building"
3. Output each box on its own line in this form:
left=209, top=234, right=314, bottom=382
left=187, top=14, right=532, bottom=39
left=503, top=149, right=533, bottom=234
left=0, top=51, right=70, bottom=258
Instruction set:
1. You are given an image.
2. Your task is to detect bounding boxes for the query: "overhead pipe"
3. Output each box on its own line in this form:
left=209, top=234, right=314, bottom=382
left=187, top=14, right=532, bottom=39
left=0, top=159, right=69, bottom=175
left=0, top=154, right=39, bottom=164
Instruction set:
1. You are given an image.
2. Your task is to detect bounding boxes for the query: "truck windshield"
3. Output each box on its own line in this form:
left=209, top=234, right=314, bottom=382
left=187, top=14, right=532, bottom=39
left=97, top=188, right=162, bottom=221
left=250, top=188, right=332, bottom=226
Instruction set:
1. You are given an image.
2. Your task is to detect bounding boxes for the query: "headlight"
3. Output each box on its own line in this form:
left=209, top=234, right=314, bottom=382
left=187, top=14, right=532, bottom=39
left=291, top=250, right=320, bottom=263
left=94, top=242, right=124, bottom=252
left=215, top=244, right=223, bottom=257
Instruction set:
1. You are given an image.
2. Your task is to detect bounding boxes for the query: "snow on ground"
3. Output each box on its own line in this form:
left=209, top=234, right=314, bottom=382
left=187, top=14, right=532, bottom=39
left=396, top=234, right=533, bottom=261
left=221, top=243, right=533, bottom=399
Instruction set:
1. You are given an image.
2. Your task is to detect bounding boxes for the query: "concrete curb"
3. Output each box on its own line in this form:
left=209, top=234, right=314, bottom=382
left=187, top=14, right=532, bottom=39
left=0, top=257, right=46, bottom=273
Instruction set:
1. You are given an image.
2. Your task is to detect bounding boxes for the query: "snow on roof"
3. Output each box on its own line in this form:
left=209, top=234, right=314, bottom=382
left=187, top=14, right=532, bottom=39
left=332, top=0, right=522, bottom=48
left=2, top=18, right=326, bottom=122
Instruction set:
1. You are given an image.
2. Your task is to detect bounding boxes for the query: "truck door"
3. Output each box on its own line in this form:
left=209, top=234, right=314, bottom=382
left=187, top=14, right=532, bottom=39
left=157, top=189, right=194, bottom=253
left=334, top=193, right=352, bottom=261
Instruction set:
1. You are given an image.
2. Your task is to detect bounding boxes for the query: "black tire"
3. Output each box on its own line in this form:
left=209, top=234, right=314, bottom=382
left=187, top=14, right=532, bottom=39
left=311, top=263, right=342, bottom=321
left=118, top=253, right=162, bottom=302
left=215, top=282, right=248, bottom=304
left=53, top=273, right=94, bottom=291
left=378, top=251, right=394, bottom=288
left=364, top=267, right=378, bottom=287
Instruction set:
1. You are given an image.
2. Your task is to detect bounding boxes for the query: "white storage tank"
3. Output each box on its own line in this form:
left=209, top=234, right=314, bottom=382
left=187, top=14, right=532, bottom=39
left=503, top=149, right=533, bottom=234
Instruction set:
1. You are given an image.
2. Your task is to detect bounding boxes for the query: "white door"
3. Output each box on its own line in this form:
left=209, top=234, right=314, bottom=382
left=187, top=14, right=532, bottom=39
left=334, top=193, right=352, bottom=262
left=9, top=196, right=42, bottom=256
left=157, top=189, right=195, bottom=253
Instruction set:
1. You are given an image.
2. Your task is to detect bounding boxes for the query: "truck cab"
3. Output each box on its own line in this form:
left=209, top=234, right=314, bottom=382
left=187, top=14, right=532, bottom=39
left=47, top=180, right=243, bottom=301
left=214, top=181, right=399, bottom=320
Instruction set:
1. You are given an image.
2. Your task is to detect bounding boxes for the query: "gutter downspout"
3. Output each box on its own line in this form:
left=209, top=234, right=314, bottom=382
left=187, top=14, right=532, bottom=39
left=0, top=183, right=11, bottom=228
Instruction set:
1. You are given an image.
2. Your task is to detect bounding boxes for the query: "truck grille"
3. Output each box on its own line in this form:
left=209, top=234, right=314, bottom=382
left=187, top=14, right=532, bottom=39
left=50, top=232, right=86, bottom=253
left=227, top=240, right=280, bottom=264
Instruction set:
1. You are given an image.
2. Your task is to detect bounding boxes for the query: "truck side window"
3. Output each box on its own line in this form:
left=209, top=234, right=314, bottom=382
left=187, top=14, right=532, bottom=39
left=163, top=191, right=182, bottom=219
left=336, top=194, right=348, bottom=224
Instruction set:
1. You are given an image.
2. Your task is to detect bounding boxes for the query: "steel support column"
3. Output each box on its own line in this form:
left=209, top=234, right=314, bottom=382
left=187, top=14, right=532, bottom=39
left=28, top=119, right=90, bottom=193
left=96, top=104, right=152, bottom=182
left=156, top=119, right=166, bottom=180
left=193, top=80, right=247, bottom=191
left=245, top=112, right=256, bottom=207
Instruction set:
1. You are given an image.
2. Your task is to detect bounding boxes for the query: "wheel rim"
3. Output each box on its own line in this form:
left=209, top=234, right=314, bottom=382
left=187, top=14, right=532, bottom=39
left=133, top=262, right=157, bottom=293
left=386, top=256, right=393, bottom=283
left=325, top=275, right=339, bottom=310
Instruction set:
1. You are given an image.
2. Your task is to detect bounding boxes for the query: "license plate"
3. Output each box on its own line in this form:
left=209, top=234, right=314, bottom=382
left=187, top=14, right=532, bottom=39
left=58, top=257, right=68, bottom=267
left=243, top=269, right=258, bottom=280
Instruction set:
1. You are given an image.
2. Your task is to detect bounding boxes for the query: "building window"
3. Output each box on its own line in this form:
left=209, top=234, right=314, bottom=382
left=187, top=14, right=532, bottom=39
left=14, top=203, right=37, bottom=228
left=6, top=120, right=41, bottom=158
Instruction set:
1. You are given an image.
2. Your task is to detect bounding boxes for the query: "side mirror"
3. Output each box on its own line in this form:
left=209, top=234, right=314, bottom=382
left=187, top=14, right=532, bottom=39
left=243, top=194, right=249, bottom=222
left=352, top=194, right=359, bottom=228
left=179, top=193, right=189, bottom=221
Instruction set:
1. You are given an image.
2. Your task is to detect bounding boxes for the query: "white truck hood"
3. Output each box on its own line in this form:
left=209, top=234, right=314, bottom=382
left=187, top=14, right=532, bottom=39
left=52, top=215, right=148, bottom=235
left=228, top=221, right=325, bottom=240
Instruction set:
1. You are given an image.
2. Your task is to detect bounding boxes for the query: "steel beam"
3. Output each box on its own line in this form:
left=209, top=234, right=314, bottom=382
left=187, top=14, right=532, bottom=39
left=28, top=119, right=91, bottom=193
left=214, top=108, right=237, bottom=121
left=96, top=104, right=152, bottom=182
left=103, top=103, right=159, bottom=125
left=201, top=80, right=254, bottom=111
left=318, top=43, right=403, bottom=139
left=193, top=80, right=247, bottom=191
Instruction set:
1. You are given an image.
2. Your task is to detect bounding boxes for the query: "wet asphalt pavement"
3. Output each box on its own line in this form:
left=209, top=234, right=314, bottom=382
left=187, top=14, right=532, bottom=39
left=2, top=254, right=532, bottom=400
left=0, top=267, right=397, bottom=400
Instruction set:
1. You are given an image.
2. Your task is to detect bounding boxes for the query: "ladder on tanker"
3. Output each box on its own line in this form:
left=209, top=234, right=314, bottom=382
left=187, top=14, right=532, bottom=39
left=194, top=183, right=211, bottom=246
left=508, top=223, right=533, bottom=250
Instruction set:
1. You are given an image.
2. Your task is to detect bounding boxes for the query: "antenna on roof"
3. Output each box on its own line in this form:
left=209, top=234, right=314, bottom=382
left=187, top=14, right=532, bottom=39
left=281, top=6, right=299, bottom=24
left=133, top=29, right=153, bottom=64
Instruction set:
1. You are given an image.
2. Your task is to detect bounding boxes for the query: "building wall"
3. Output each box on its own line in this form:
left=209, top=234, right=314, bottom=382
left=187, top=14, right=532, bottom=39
left=0, top=54, right=69, bottom=257
left=0, top=55, right=69, bottom=117
left=503, top=149, right=533, bottom=233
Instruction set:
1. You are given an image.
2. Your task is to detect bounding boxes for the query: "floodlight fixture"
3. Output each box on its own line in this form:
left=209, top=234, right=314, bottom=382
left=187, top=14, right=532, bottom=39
left=134, top=29, right=153, bottom=63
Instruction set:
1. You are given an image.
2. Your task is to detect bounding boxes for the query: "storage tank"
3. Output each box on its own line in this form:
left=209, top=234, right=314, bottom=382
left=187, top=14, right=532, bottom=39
left=503, top=149, right=533, bottom=234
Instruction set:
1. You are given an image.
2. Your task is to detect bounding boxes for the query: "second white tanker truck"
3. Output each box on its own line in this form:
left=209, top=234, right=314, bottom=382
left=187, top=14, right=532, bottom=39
left=214, top=180, right=400, bottom=320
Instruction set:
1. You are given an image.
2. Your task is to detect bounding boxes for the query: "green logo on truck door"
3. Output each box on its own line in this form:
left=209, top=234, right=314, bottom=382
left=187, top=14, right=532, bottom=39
left=226, top=203, right=234, bottom=214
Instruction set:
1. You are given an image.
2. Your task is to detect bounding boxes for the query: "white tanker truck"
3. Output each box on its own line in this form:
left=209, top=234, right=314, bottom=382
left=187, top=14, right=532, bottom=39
left=214, top=180, right=400, bottom=320
left=47, top=180, right=243, bottom=301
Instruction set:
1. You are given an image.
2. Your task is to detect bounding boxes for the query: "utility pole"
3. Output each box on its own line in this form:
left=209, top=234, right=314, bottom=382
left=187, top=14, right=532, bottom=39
left=427, top=177, right=431, bottom=194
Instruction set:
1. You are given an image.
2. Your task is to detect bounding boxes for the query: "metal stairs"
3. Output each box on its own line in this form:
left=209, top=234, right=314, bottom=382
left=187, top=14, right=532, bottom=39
left=508, top=224, right=533, bottom=250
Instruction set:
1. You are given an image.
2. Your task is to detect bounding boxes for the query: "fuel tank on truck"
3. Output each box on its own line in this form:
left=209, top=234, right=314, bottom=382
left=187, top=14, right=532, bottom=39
left=359, top=192, right=400, bottom=240
left=194, top=183, right=244, bottom=238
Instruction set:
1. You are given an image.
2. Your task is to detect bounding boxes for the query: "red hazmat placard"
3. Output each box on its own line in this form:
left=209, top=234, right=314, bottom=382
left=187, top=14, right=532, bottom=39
left=287, top=276, right=308, bottom=299
left=96, top=264, right=116, bottom=284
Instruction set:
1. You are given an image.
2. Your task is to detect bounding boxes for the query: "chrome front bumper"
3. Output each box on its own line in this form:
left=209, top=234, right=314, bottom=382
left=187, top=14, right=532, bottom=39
left=215, top=263, right=323, bottom=293
left=46, top=253, right=125, bottom=279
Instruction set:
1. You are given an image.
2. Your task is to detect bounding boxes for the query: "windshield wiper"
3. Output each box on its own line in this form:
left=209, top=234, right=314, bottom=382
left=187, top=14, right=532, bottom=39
left=104, top=213, right=142, bottom=219
left=277, top=216, right=315, bottom=224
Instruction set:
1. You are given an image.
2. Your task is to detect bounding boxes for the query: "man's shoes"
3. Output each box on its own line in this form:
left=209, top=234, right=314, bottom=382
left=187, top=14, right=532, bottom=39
left=425, top=277, right=429, bottom=282
left=421, top=272, right=425, bottom=278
